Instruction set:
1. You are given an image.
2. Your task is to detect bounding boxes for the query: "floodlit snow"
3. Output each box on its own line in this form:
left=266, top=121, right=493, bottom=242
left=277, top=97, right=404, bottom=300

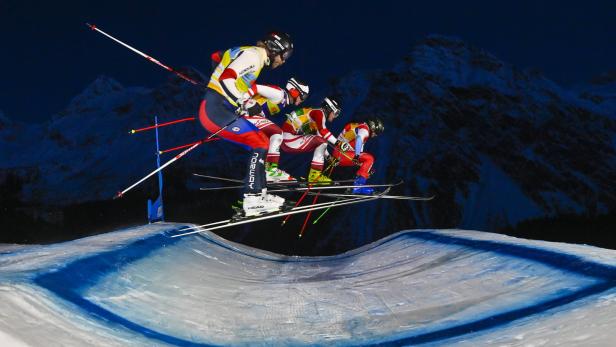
left=1, top=223, right=615, bottom=346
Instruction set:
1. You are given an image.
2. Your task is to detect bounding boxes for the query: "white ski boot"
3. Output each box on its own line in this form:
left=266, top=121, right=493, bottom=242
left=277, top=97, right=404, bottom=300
left=242, top=190, right=285, bottom=217
left=265, top=163, right=294, bottom=182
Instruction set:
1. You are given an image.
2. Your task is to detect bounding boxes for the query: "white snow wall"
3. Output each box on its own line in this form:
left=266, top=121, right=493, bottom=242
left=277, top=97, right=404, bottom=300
left=1, top=223, right=615, bottom=346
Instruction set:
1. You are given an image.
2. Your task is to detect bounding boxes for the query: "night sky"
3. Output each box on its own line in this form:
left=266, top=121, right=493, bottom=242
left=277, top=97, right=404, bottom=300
left=1, top=0, right=615, bottom=123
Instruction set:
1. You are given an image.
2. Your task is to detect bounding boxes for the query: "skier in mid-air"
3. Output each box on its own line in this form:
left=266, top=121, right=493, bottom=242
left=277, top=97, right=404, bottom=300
left=198, top=32, right=294, bottom=216
left=244, top=78, right=310, bottom=182
left=331, top=118, right=384, bottom=194
left=280, top=97, right=352, bottom=183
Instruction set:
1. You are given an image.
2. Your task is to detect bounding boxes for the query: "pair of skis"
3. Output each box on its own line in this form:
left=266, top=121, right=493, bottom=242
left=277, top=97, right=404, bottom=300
left=194, top=173, right=434, bottom=198
left=171, top=185, right=395, bottom=238
left=193, top=173, right=356, bottom=192
left=170, top=176, right=434, bottom=238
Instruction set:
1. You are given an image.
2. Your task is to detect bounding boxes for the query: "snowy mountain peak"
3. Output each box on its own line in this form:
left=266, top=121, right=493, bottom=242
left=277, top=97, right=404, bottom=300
left=405, top=34, right=504, bottom=74
left=51, top=75, right=132, bottom=120
left=84, top=75, right=124, bottom=95
left=422, top=34, right=468, bottom=50
left=69, top=75, right=124, bottom=107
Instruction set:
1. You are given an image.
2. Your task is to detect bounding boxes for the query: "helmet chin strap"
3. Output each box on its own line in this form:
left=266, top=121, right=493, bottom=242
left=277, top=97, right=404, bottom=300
left=265, top=53, right=281, bottom=69
left=259, top=46, right=273, bottom=68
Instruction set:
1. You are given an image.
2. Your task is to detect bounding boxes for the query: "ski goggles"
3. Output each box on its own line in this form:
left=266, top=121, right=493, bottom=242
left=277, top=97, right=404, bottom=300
left=287, top=78, right=309, bottom=101
left=323, top=98, right=341, bottom=118
left=281, top=48, right=293, bottom=62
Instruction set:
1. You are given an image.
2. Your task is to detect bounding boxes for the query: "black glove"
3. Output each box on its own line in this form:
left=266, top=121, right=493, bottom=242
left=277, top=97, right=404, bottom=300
left=352, top=154, right=361, bottom=166
left=237, top=98, right=262, bottom=116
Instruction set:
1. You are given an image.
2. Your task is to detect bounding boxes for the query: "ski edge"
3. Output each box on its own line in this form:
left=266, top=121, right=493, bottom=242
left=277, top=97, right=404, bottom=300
left=306, top=192, right=435, bottom=201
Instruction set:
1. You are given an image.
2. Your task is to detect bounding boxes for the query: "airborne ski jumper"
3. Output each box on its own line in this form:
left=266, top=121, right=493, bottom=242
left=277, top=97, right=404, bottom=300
left=85, top=24, right=434, bottom=232
left=245, top=78, right=310, bottom=182
left=198, top=32, right=294, bottom=216
left=333, top=118, right=384, bottom=194
left=281, top=97, right=352, bottom=183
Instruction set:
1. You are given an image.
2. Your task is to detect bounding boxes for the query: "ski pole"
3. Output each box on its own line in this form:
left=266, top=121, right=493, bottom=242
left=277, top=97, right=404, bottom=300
left=298, top=164, right=335, bottom=236
left=86, top=23, right=204, bottom=87
left=327, top=143, right=361, bottom=166
left=310, top=145, right=365, bottom=224
left=312, top=205, right=331, bottom=225
left=159, top=137, right=219, bottom=154
left=114, top=142, right=201, bottom=199
left=281, top=160, right=336, bottom=226
left=115, top=116, right=238, bottom=198
left=299, top=191, right=320, bottom=238
left=130, top=117, right=195, bottom=134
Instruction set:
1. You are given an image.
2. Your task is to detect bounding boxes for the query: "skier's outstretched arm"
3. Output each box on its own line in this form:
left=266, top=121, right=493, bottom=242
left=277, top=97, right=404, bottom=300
left=248, top=84, right=286, bottom=103
left=311, top=109, right=337, bottom=145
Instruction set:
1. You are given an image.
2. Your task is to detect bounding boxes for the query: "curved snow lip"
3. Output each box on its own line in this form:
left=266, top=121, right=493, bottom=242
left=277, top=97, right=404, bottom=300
left=30, top=227, right=616, bottom=346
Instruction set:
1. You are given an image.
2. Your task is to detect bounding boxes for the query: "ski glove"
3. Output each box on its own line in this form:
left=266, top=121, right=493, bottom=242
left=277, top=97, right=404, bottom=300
left=352, top=154, right=361, bottom=166
left=337, top=141, right=352, bottom=152
left=237, top=98, right=262, bottom=116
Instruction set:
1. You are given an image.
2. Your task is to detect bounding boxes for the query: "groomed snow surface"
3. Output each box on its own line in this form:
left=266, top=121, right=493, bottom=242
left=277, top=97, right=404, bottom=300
left=1, top=223, right=615, bottom=346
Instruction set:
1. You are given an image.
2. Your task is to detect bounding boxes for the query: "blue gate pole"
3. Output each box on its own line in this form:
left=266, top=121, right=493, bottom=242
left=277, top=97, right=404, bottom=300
left=148, top=116, right=165, bottom=223
left=155, top=116, right=164, bottom=205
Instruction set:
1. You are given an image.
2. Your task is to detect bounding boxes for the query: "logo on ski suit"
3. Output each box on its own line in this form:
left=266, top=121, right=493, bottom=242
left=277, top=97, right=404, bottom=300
left=247, top=152, right=259, bottom=190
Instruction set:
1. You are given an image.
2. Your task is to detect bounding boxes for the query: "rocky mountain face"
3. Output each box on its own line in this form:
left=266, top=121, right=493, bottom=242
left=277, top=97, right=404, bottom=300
left=0, top=70, right=223, bottom=204
left=1, top=35, right=615, bottom=250
left=318, top=35, right=616, bottom=249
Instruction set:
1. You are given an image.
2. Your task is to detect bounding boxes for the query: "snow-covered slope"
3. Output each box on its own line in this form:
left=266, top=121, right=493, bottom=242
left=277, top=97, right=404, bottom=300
left=0, top=224, right=615, bottom=346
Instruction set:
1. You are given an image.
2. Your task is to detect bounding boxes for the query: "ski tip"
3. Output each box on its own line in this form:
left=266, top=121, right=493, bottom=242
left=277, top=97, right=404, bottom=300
left=85, top=23, right=96, bottom=30
left=113, top=191, right=123, bottom=200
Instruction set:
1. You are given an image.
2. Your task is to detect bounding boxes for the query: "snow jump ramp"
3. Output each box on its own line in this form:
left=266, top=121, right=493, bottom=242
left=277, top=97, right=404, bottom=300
left=1, top=223, right=615, bottom=346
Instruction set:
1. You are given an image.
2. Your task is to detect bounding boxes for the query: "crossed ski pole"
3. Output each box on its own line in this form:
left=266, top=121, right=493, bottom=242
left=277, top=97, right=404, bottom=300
left=86, top=22, right=213, bottom=198
left=129, top=116, right=218, bottom=154
left=282, top=144, right=362, bottom=231
left=115, top=116, right=239, bottom=199
left=129, top=117, right=195, bottom=135
left=312, top=146, right=376, bottom=225
left=159, top=138, right=220, bottom=155
left=298, top=163, right=336, bottom=237
left=280, top=159, right=338, bottom=227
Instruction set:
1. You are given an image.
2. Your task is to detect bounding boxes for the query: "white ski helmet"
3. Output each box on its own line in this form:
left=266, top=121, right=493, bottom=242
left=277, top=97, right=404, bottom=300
left=286, top=78, right=310, bottom=102
left=321, top=97, right=341, bottom=118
